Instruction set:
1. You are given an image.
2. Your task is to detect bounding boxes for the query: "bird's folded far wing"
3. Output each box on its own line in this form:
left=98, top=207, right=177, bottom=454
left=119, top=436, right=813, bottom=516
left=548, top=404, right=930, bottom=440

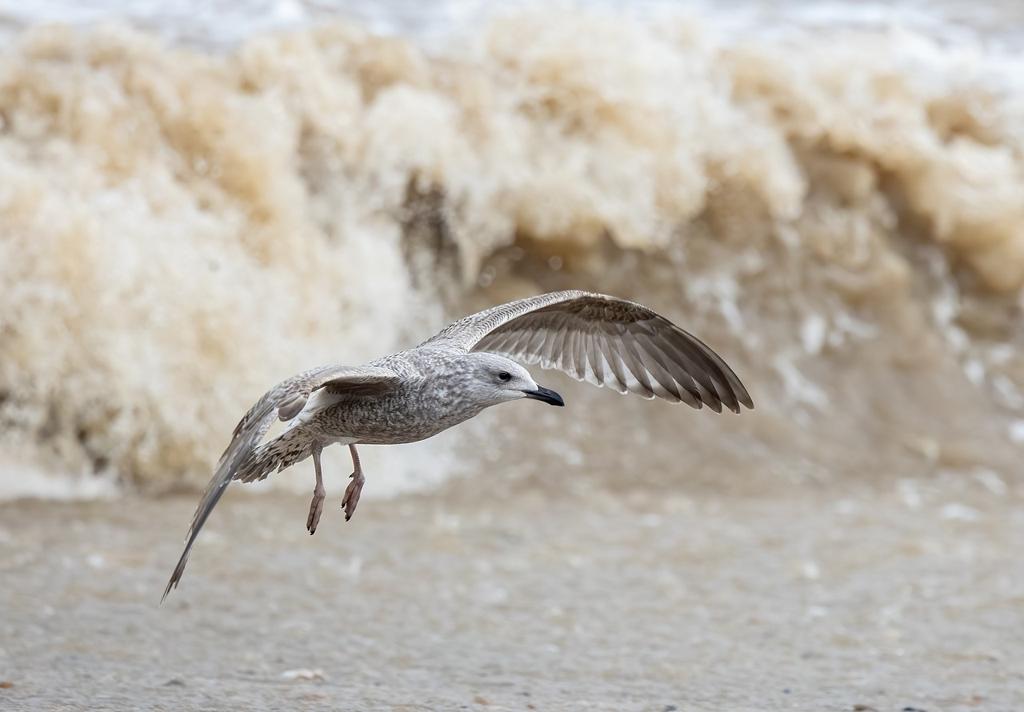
left=162, top=364, right=400, bottom=601
left=428, top=291, right=752, bottom=413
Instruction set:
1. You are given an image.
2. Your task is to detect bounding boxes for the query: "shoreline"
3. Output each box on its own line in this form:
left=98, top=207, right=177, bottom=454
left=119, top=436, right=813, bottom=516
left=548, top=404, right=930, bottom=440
left=2, top=475, right=1020, bottom=711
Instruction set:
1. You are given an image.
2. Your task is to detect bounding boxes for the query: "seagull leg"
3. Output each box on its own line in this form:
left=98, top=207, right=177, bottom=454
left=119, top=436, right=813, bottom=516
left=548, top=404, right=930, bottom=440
left=341, top=444, right=365, bottom=522
left=306, top=442, right=326, bottom=535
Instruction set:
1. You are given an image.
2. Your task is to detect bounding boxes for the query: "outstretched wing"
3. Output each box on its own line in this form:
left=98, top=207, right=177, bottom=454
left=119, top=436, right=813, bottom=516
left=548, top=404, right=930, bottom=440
left=428, top=290, right=752, bottom=413
left=162, top=364, right=400, bottom=601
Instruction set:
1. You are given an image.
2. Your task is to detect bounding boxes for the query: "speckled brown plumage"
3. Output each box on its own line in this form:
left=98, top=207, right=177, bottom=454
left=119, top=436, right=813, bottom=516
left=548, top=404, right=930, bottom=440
left=163, top=291, right=752, bottom=600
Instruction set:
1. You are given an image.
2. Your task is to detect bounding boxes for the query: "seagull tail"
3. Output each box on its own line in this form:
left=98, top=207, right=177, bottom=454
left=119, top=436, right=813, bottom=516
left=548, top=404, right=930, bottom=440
left=234, top=430, right=313, bottom=483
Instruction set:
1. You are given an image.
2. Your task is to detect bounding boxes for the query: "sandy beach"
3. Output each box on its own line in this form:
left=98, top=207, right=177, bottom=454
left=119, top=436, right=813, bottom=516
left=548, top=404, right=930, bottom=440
left=2, top=470, right=1021, bottom=711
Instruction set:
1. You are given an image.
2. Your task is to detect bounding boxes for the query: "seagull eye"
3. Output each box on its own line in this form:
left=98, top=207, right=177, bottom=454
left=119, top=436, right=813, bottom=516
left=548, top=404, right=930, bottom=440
left=498, top=371, right=512, bottom=382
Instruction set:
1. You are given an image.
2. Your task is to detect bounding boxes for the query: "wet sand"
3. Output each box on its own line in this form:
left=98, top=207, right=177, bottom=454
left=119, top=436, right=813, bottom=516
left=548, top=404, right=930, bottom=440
left=1, top=473, right=1021, bottom=711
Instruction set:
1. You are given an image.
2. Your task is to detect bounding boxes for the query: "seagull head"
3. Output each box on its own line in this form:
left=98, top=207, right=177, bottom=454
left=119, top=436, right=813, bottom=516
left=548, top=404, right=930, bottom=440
left=461, top=352, right=564, bottom=408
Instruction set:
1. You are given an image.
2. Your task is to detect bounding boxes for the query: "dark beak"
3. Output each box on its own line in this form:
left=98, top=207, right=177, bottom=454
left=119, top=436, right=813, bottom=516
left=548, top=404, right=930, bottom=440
left=523, top=385, right=564, bottom=407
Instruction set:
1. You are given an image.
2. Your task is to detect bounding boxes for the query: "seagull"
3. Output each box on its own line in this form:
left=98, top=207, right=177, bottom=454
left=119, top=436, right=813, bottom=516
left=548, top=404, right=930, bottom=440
left=162, top=290, right=752, bottom=600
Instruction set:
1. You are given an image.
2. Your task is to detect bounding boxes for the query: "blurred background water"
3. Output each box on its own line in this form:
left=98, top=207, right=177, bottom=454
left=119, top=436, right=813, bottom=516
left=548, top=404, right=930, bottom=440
left=3, top=1, right=1024, bottom=47
left=0, top=0, right=1022, bottom=504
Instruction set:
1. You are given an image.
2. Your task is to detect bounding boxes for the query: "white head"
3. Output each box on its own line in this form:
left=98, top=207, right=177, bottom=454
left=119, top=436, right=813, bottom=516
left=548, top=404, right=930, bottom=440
left=452, top=352, right=565, bottom=410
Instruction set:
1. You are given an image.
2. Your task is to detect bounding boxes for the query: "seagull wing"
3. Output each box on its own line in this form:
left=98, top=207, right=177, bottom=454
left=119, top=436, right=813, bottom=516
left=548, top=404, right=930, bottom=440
left=162, top=364, right=401, bottom=601
left=428, top=290, right=752, bottom=412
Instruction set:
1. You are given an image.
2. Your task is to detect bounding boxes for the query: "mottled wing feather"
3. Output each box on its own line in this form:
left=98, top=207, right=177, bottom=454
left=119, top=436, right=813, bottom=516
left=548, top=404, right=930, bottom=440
left=429, top=290, right=752, bottom=413
left=162, top=365, right=400, bottom=601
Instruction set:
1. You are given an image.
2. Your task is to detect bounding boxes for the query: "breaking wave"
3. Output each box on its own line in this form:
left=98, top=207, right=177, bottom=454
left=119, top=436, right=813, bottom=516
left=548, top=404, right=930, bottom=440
left=1, top=7, right=1022, bottom=498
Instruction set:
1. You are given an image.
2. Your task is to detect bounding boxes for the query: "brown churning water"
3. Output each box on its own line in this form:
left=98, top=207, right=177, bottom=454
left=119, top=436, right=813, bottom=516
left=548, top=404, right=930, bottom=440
left=0, top=6, right=1022, bottom=498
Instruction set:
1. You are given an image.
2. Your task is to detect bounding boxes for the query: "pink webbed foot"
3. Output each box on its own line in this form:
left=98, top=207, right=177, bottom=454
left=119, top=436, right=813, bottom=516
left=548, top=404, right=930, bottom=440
left=341, top=471, right=364, bottom=522
left=306, top=484, right=326, bottom=535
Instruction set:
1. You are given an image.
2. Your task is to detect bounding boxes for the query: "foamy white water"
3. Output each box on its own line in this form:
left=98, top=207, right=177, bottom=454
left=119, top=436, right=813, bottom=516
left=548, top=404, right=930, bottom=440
left=0, top=1, right=1022, bottom=500
left=3, top=1, right=1024, bottom=47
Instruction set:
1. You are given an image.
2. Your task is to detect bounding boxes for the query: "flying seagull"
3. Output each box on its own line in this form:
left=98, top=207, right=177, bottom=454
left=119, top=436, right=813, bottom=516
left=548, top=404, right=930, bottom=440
left=162, top=290, right=752, bottom=600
